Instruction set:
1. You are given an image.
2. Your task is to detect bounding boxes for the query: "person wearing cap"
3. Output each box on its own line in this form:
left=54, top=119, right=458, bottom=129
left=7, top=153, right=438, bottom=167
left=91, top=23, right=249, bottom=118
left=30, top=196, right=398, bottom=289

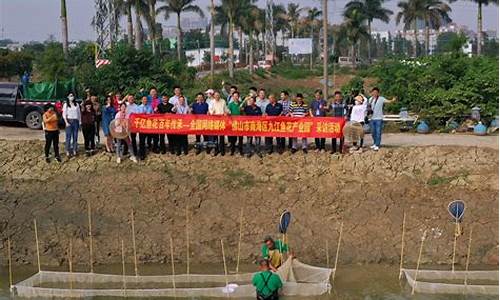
left=208, top=91, right=229, bottom=156
left=264, top=94, right=283, bottom=155
left=42, top=104, right=61, bottom=163
left=62, top=93, right=81, bottom=157
left=157, top=95, right=175, bottom=154
left=310, top=90, right=328, bottom=153
left=349, top=95, right=367, bottom=152
left=368, top=87, right=397, bottom=151
left=252, top=258, right=283, bottom=300
left=288, top=93, right=310, bottom=154
left=205, top=88, right=215, bottom=107
left=261, top=236, right=288, bottom=272
left=81, top=100, right=97, bottom=156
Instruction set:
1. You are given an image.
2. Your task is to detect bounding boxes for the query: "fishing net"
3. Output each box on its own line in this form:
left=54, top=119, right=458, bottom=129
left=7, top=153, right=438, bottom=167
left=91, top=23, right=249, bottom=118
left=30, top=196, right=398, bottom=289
left=403, top=269, right=499, bottom=296
left=12, top=257, right=333, bottom=298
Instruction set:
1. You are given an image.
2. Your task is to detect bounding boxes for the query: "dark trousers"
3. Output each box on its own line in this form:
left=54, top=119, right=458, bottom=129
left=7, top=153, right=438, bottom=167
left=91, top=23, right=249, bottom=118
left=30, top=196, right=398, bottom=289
left=82, top=124, right=96, bottom=151
left=147, top=134, right=159, bottom=152
left=167, top=134, right=175, bottom=154
left=175, top=135, right=188, bottom=155
left=44, top=130, right=60, bottom=158
left=332, top=137, right=344, bottom=153
left=129, top=133, right=138, bottom=157
left=315, top=138, right=326, bottom=150
left=277, top=137, right=287, bottom=152
left=215, top=136, right=225, bottom=154
left=159, top=134, right=167, bottom=153
left=228, top=136, right=243, bottom=154
left=139, top=133, right=148, bottom=159
left=95, top=116, right=101, bottom=144
left=265, top=137, right=276, bottom=153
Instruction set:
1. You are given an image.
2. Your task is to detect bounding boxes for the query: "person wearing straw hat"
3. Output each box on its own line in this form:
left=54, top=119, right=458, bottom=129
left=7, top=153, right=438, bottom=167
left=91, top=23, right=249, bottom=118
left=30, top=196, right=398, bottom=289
left=261, top=236, right=288, bottom=272
left=252, top=259, right=283, bottom=300
left=348, top=95, right=367, bottom=152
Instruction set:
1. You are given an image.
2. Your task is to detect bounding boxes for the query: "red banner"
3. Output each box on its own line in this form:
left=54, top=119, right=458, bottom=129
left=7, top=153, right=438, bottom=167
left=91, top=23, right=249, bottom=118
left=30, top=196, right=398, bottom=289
left=129, top=114, right=345, bottom=138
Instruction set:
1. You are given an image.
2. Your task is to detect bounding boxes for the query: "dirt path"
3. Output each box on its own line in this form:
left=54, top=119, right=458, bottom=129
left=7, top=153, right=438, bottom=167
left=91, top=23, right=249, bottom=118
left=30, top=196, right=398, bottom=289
left=1, top=123, right=497, bottom=150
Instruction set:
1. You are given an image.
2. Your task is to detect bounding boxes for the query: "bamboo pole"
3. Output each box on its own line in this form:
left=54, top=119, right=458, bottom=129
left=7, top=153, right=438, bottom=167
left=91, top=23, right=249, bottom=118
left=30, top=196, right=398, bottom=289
left=34, top=219, right=41, bottom=272
left=464, top=227, right=473, bottom=287
left=221, top=239, right=229, bottom=287
left=121, top=239, right=126, bottom=296
left=88, top=200, right=94, bottom=273
left=7, top=238, right=13, bottom=287
left=131, top=210, right=138, bottom=277
left=332, top=222, right=344, bottom=284
left=399, top=212, right=407, bottom=279
left=451, top=221, right=459, bottom=272
left=236, top=208, right=243, bottom=273
left=169, top=236, right=176, bottom=298
left=412, top=230, right=427, bottom=295
left=326, top=239, right=330, bottom=268
left=68, top=239, right=73, bottom=290
left=185, top=205, right=190, bottom=276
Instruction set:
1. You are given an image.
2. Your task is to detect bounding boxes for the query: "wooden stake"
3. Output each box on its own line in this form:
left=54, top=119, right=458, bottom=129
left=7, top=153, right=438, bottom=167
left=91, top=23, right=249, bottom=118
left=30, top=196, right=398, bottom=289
left=121, top=239, right=126, bottom=296
left=221, top=239, right=229, bottom=287
left=236, top=208, right=243, bottom=273
left=185, top=206, right=190, bottom=276
left=399, top=212, right=406, bottom=279
left=326, top=239, right=330, bottom=268
left=412, top=230, right=427, bottom=295
left=68, top=239, right=73, bottom=290
left=464, top=227, right=473, bottom=287
left=451, top=221, right=459, bottom=272
left=7, top=238, right=13, bottom=287
left=332, top=222, right=343, bottom=284
left=131, top=210, right=138, bottom=277
left=169, top=236, right=177, bottom=298
left=34, top=219, right=41, bottom=272
left=88, top=200, right=94, bottom=273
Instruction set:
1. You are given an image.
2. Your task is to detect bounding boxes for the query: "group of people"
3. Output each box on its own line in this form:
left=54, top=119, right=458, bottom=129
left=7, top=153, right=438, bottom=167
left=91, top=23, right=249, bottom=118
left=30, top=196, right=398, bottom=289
left=42, top=84, right=395, bottom=164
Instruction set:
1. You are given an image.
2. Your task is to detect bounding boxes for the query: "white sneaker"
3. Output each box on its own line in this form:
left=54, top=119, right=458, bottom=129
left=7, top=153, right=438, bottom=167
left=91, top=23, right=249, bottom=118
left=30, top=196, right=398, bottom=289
left=370, top=145, right=376, bottom=149
left=130, top=156, right=138, bottom=163
left=373, top=146, right=379, bottom=151
left=116, top=157, right=121, bottom=164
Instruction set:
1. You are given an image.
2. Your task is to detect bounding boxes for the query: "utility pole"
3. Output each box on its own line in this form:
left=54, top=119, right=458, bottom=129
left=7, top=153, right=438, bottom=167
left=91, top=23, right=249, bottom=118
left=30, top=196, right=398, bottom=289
left=265, top=0, right=274, bottom=64
left=322, top=0, right=328, bottom=98
left=210, top=0, right=215, bottom=82
left=60, top=0, right=69, bottom=57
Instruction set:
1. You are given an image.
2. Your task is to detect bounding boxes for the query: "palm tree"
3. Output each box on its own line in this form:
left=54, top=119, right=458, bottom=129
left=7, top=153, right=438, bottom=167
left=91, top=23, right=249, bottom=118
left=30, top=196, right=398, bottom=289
left=60, top=0, right=69, bottom=57
left=157, top=0, right=205, bottom=60
left=396, top=0, right=425, bottom=57
left=422, top=0, right=451, bottom=55
left=131, top=0, right=149, bottom=50
left=239, top=5, right=262, bottom=75
left=344, top=0, right=393, bottom=63
left=472, top=0, right=498, bottom=55
left=339, top=9, right=369, bottom=68
left=285, top=3, right=307, bottom=39
left=148, top=0, right=158, bottom=54
left=113, top=0, right=135, bottom=45
left=305, top=7, right=322, bottom=70
left=272, top=4, right=287, bottom=61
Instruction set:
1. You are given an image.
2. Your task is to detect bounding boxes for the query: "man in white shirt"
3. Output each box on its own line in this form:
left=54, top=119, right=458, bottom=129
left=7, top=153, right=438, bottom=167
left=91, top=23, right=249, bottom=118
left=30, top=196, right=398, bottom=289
left=125, top=95, right=139, bottom=159
left=208, top=91, right=229, bottom=156
left=254, top=89, right=268, bottom=152
left=169, top=86, right=188, bottom=106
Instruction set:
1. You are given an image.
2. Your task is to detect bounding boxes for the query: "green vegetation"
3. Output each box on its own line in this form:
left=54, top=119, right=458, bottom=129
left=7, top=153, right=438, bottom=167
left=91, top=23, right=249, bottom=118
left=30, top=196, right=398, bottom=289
left=221, top=168, right=256, bottom=188
left=427, top=170, right=469, bottom=186
left=269, top=62, right=323, bottom=80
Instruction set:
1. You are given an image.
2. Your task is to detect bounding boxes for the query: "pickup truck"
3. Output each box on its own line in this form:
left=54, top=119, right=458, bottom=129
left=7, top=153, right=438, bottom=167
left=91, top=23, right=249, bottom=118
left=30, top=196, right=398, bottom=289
left=0, top=82, right=57, bottom=129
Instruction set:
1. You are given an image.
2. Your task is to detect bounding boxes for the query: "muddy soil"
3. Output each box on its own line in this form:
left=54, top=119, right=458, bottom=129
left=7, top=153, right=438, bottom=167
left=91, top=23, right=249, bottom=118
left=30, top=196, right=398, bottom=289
left=0, top=140, right=497, bottom=269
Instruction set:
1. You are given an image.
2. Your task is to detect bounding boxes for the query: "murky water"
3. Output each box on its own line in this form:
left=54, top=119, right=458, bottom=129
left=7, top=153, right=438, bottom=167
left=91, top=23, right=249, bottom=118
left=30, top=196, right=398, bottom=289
left=0, top=263, right=497, bottom=299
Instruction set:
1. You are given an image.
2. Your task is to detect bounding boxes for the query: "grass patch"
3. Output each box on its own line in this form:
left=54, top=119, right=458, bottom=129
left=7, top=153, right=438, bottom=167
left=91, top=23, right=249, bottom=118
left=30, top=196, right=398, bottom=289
left=221, top=168, right=256, bottom=188
left=427, top=171, right=469, bottom=186
left=270, top=62, right=322, bottom=80
left=195, top=172, right=207, bottom=185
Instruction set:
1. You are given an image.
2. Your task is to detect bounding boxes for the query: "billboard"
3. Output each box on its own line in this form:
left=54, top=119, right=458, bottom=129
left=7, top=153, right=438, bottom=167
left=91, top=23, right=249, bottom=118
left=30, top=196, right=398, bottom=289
left=288, top=38, right=313, bottom=55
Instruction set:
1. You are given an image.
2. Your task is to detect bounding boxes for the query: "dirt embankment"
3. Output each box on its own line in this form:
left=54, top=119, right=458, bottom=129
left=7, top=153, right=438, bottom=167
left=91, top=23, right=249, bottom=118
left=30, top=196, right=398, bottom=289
left=0, top=140, right=498, bottom=268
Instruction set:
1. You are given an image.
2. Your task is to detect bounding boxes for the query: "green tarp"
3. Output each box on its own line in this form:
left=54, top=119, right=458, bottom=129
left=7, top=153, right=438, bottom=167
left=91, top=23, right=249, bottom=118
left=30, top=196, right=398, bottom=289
left=24, top=79, right=76, bottom=101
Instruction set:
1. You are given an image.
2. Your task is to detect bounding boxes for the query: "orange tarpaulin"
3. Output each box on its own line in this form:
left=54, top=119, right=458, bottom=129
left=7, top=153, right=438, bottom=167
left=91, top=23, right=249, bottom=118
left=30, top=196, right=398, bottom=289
left=129, top=114, right=345, bottom=138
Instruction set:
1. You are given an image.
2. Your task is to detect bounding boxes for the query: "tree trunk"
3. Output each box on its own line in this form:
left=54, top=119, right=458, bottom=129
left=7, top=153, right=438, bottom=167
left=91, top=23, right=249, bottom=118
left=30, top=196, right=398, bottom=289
left=322, top=0, right=328, bottom=98
left=413, top=20, right=418, bottom=57
left=134, top=2, right=142, bottom=50
left=239, top=28, right=244, bottom=64
left=425, top=17, right=430, bottom=55
left=210, top=0, right=215, bottom=80
left=368, top=20, right=372, bottom=64
left=60, top=0, right=69, bottom=57
left=351, top=44, right=356, bottom=69
left=309, top=26, right=313, bottom=70
left=127, top=3, right=134, bottom=46
left=228, top=20, right=234, bottom=79
left=176, top=12, right=182, bottom=60
left=249, top=32, right=254, bottom=76
left=149, top=0, right=156, bottom=55
left=477, top=2, right=482, bottom=55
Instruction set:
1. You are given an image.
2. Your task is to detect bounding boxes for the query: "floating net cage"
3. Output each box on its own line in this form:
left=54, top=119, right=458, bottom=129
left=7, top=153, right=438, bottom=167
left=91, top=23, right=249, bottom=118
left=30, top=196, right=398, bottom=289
left=402, top=269, right=499, bottom=296
left=11, top=257, right=334, bottom=298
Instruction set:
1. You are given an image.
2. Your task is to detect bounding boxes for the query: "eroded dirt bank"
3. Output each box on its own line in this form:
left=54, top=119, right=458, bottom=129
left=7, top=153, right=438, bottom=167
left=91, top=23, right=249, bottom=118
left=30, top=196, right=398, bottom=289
left=0, top=140, right=498, bottom=269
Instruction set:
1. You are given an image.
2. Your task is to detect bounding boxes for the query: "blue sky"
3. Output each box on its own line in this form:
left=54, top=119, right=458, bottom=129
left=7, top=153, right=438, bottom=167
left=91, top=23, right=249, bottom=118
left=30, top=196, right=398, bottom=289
left=0, top=0, right=498, bottom=42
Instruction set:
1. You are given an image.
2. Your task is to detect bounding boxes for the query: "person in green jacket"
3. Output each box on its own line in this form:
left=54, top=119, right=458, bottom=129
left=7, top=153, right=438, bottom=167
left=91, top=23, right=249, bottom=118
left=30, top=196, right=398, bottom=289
left=252, top=259, right=283, bottom=300
left=261, top=236, right=288, bottom=271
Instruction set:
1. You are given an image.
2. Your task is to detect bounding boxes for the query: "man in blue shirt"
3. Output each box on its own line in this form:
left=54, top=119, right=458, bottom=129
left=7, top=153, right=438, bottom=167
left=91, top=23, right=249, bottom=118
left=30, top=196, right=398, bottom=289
left=310, top=90, right=328, bottom=152
left=264, top=94, right=283, bottom=154
left=191, top=93, right=209, bottom=155
left=137, top=96, right=153, bottom=160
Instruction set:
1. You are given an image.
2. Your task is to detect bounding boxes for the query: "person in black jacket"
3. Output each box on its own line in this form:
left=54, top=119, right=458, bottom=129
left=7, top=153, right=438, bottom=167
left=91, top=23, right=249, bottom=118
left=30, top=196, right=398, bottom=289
left=156, top=95, right=174, bottom=154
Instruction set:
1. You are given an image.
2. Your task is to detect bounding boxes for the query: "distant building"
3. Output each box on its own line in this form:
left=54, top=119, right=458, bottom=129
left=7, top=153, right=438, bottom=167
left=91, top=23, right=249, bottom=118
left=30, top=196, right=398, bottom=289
left=185, top=47, right=240, bottom=67
left=6, top=43, right=23, bottom=51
